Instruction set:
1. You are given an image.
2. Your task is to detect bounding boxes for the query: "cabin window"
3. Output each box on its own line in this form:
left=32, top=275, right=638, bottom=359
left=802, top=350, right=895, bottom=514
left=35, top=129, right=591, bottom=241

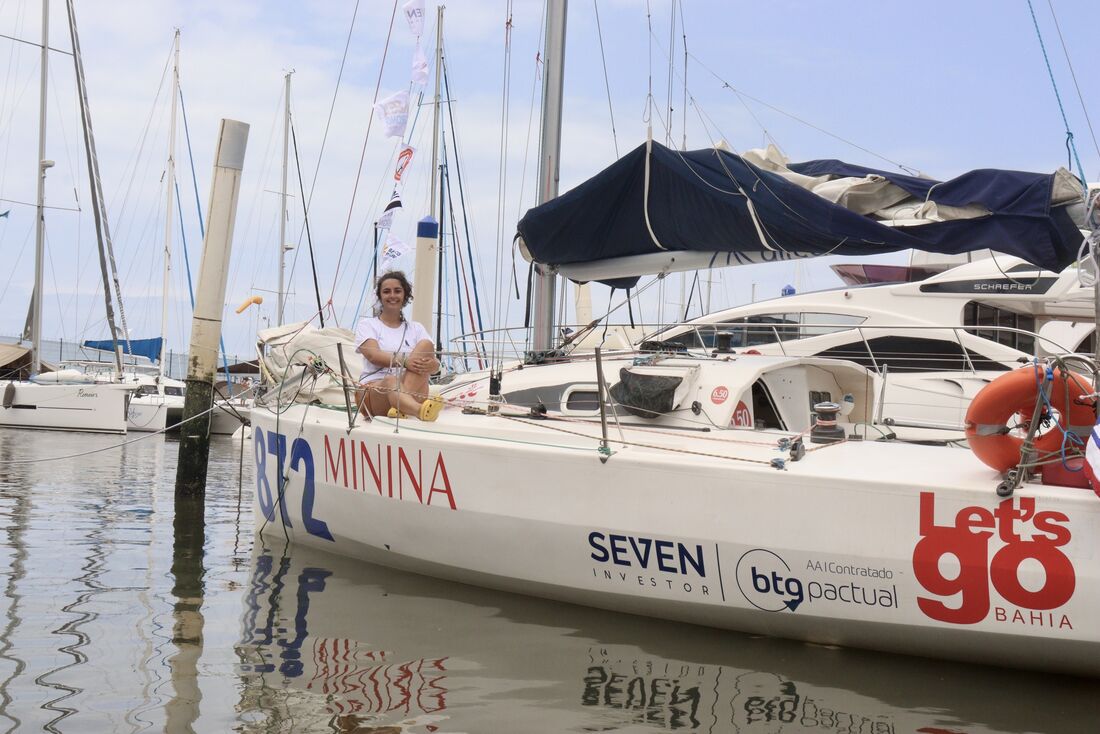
left=164, top=386, right=185, bottom=397
left=654, top=312, right=864, bottom=350
left=563, top=387, right=601, bottom=412
left=751, top=380, right=785, bottom=430
left=798, top=313, right=866, bottom=338
left=813, top=336, right=1010, bottom=373
left=1078, top=331, right=1095, bottom=355
left=652, top=331, right=703, bottom=350
left=963, top=302, right=1035, bottom=354
left=739, top=314, right=800, bottom=346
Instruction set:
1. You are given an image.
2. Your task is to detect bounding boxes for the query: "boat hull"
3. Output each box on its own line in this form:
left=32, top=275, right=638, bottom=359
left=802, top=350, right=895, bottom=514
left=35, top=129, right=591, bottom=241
left=126, top=395, right=169, bottom=432
left=0, top=380, right=130, bottom=433
left=210, top=400, right=249, bottom=435
left=250, top=405, right=1100, bottom=676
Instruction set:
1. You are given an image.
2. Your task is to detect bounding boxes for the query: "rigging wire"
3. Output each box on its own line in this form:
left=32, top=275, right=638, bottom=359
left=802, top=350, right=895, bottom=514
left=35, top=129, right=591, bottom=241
left=328, top=0, right=400, bottom=314
left=1025, top=0, right=1086, bottom=184
left=286, top=0, right=364, bottom=316
left=441, top=54, right=487, bottom=350
left=1042, top=0, right=1099, bottom=180
left=491, top=0, right=516, bottom=369
left=686, top=51, right=920, bottom=175
left=511, top=4, right=546, bottom=233
left=290, top=120, right=324, bottom=326
left=679, top=0, right=687, bottom=151
left=592, top=0, right=618, bottom=158
left=665, top=0, right=675, bottom=147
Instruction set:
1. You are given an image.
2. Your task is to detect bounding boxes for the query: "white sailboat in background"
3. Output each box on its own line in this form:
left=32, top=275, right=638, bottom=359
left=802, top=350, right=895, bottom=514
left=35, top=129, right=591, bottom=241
left=0, top=0, right=133, bottom=434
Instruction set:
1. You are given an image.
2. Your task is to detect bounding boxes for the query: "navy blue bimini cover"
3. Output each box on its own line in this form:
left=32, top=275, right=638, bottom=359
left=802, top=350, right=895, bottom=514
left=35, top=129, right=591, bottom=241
left=516, top=141, right=1083, bottom=286
left=83, top=337, right=163, bottom=364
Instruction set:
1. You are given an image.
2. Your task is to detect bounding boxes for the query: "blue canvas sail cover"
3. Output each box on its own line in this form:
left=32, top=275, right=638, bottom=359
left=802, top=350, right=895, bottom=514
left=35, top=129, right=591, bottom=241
left=516, top=140, right=1085, bottom=287
left=82, top=337, right=163, bottom=364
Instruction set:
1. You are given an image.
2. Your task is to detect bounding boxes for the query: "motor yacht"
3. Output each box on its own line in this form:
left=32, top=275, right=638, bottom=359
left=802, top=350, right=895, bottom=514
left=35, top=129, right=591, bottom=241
left=641, top=256, right=1094, bottom=440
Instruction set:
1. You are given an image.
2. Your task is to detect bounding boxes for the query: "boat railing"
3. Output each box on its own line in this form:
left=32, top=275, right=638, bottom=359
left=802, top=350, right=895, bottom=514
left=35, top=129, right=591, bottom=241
left=447, top=322, right=1081, bottom=378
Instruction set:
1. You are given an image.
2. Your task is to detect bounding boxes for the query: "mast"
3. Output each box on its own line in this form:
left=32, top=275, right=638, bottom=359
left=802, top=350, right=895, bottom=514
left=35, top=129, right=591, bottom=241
left=159, top=30, right=180, bottom=380
left=530, top=0, right=567, bottom=353
left=66, top=0, right=127, bottom=377
left=30, top=0, right=51, bottom=375
left=411, top=5, right=443, bottom=329
left=277, top=71, right=292, bottom=325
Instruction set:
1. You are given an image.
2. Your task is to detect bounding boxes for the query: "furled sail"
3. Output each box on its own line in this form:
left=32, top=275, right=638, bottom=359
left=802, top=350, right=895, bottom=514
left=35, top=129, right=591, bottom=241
left=516, top=139, right=1086, bottom=287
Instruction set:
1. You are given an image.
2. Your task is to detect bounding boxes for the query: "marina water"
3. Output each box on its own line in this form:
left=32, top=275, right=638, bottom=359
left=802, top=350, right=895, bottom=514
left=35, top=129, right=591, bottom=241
left=0, top=427, right=1096, bottom=732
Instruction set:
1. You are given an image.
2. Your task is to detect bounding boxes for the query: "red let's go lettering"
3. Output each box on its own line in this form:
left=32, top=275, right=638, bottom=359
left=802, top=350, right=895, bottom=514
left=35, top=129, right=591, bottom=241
left=912, top=492, right=1075, bottom=624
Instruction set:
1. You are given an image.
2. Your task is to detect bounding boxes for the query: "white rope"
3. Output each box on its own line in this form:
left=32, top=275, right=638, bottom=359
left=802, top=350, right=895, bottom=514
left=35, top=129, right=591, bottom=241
left=642, top=133, right=669, bottom=252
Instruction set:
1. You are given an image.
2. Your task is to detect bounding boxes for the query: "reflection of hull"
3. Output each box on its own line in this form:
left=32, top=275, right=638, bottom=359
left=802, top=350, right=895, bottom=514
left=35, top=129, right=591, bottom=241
left=0, top=380, right=130, bottom=433
left=250, top=404, right=1100, bottom=677
left=237, top=544, right=1100, bottom=733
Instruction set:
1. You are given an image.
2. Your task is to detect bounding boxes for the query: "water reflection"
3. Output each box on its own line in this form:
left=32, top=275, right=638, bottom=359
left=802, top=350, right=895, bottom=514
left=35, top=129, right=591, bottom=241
left=167, top=495, right=206, bottom=730
left=0, top=428, right=243, bottom=731
left=0, top=426, right=1097, bottom=732
left=237, top=543, right=1100, bottom=733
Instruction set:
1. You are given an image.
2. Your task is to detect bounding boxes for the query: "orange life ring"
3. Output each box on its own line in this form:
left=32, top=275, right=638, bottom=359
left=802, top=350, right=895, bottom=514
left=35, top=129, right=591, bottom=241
left=965, top=366, right=1095, bottom=473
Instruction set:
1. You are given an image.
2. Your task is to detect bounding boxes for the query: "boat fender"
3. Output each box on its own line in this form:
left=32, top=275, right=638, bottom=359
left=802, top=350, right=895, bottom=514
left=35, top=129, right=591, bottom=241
left=965, top=365, right=1095, bottom=473
left=2, top=382, right=14, bottom=409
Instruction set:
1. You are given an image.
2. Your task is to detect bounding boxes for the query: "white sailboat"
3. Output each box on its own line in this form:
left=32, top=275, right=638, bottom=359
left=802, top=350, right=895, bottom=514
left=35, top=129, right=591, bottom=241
left=249, top=0, right=1100, bottom=676
left=0, top=0, right=133, bottom=435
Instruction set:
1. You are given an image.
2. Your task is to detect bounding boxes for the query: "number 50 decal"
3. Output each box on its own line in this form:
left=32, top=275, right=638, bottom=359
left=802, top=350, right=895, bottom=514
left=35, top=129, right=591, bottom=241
left=254, top=426, right=334, bottom=542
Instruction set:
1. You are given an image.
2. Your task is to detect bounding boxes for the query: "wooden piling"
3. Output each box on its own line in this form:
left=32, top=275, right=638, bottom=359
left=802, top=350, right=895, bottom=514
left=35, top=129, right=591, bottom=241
left=175, top=119, right=249, bottom=498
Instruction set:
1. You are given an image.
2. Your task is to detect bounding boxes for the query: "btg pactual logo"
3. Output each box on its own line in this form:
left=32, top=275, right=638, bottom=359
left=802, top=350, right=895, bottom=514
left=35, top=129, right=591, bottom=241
left=736, top=548, right=804, bottom=612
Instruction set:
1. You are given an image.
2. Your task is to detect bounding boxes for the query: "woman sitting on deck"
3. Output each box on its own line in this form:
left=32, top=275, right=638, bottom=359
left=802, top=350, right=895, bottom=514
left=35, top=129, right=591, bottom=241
left=355, top=271, right=443, bottom=421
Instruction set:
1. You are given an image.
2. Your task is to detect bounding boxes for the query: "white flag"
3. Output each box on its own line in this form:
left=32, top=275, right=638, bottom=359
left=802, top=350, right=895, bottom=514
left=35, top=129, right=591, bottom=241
left=374, top=90, right=409, bottom=138
left=403, top=0, right=425, bottom=36
left=377, top=209, right=395, bottom=231
left=411, top=41, right=429, bottom=87
left=380, top=233, right=408, bottom=265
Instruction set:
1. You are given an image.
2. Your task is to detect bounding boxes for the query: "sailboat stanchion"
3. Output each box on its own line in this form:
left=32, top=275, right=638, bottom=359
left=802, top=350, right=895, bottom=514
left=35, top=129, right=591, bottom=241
left=336, top=342, right=356, bottom=431
left=175, top=119, right=250, bottom=498
left=594, top=346, right=611, bottom=462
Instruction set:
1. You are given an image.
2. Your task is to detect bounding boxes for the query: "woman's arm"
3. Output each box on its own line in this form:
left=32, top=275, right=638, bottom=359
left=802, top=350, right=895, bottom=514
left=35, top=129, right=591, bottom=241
left=359, top=338, right=406, bottom=369
left=405, top=324, right=439, bottom=375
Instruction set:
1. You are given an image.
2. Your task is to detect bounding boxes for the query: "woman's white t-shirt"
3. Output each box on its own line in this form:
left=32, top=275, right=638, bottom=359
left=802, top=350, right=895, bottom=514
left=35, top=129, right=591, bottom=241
left=355, top=316, right=432, bottom=384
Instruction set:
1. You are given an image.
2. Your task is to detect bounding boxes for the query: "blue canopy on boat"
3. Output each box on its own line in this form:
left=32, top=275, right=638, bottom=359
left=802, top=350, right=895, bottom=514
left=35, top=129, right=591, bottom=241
left=516, top=141, right=1084, bottom=287
left=82, top=337, right=163, bottom=364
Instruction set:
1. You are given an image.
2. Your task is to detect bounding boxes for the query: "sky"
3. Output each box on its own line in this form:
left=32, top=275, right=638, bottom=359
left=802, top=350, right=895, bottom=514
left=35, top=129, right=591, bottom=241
left=0, top=0, right=1097, bottom=361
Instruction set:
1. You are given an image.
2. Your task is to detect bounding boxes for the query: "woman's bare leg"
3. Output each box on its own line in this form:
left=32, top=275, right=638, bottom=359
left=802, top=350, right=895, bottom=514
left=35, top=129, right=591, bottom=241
left=392, top=340, right=438, bottom=417
left=357, top=376, right=397, bottom=418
